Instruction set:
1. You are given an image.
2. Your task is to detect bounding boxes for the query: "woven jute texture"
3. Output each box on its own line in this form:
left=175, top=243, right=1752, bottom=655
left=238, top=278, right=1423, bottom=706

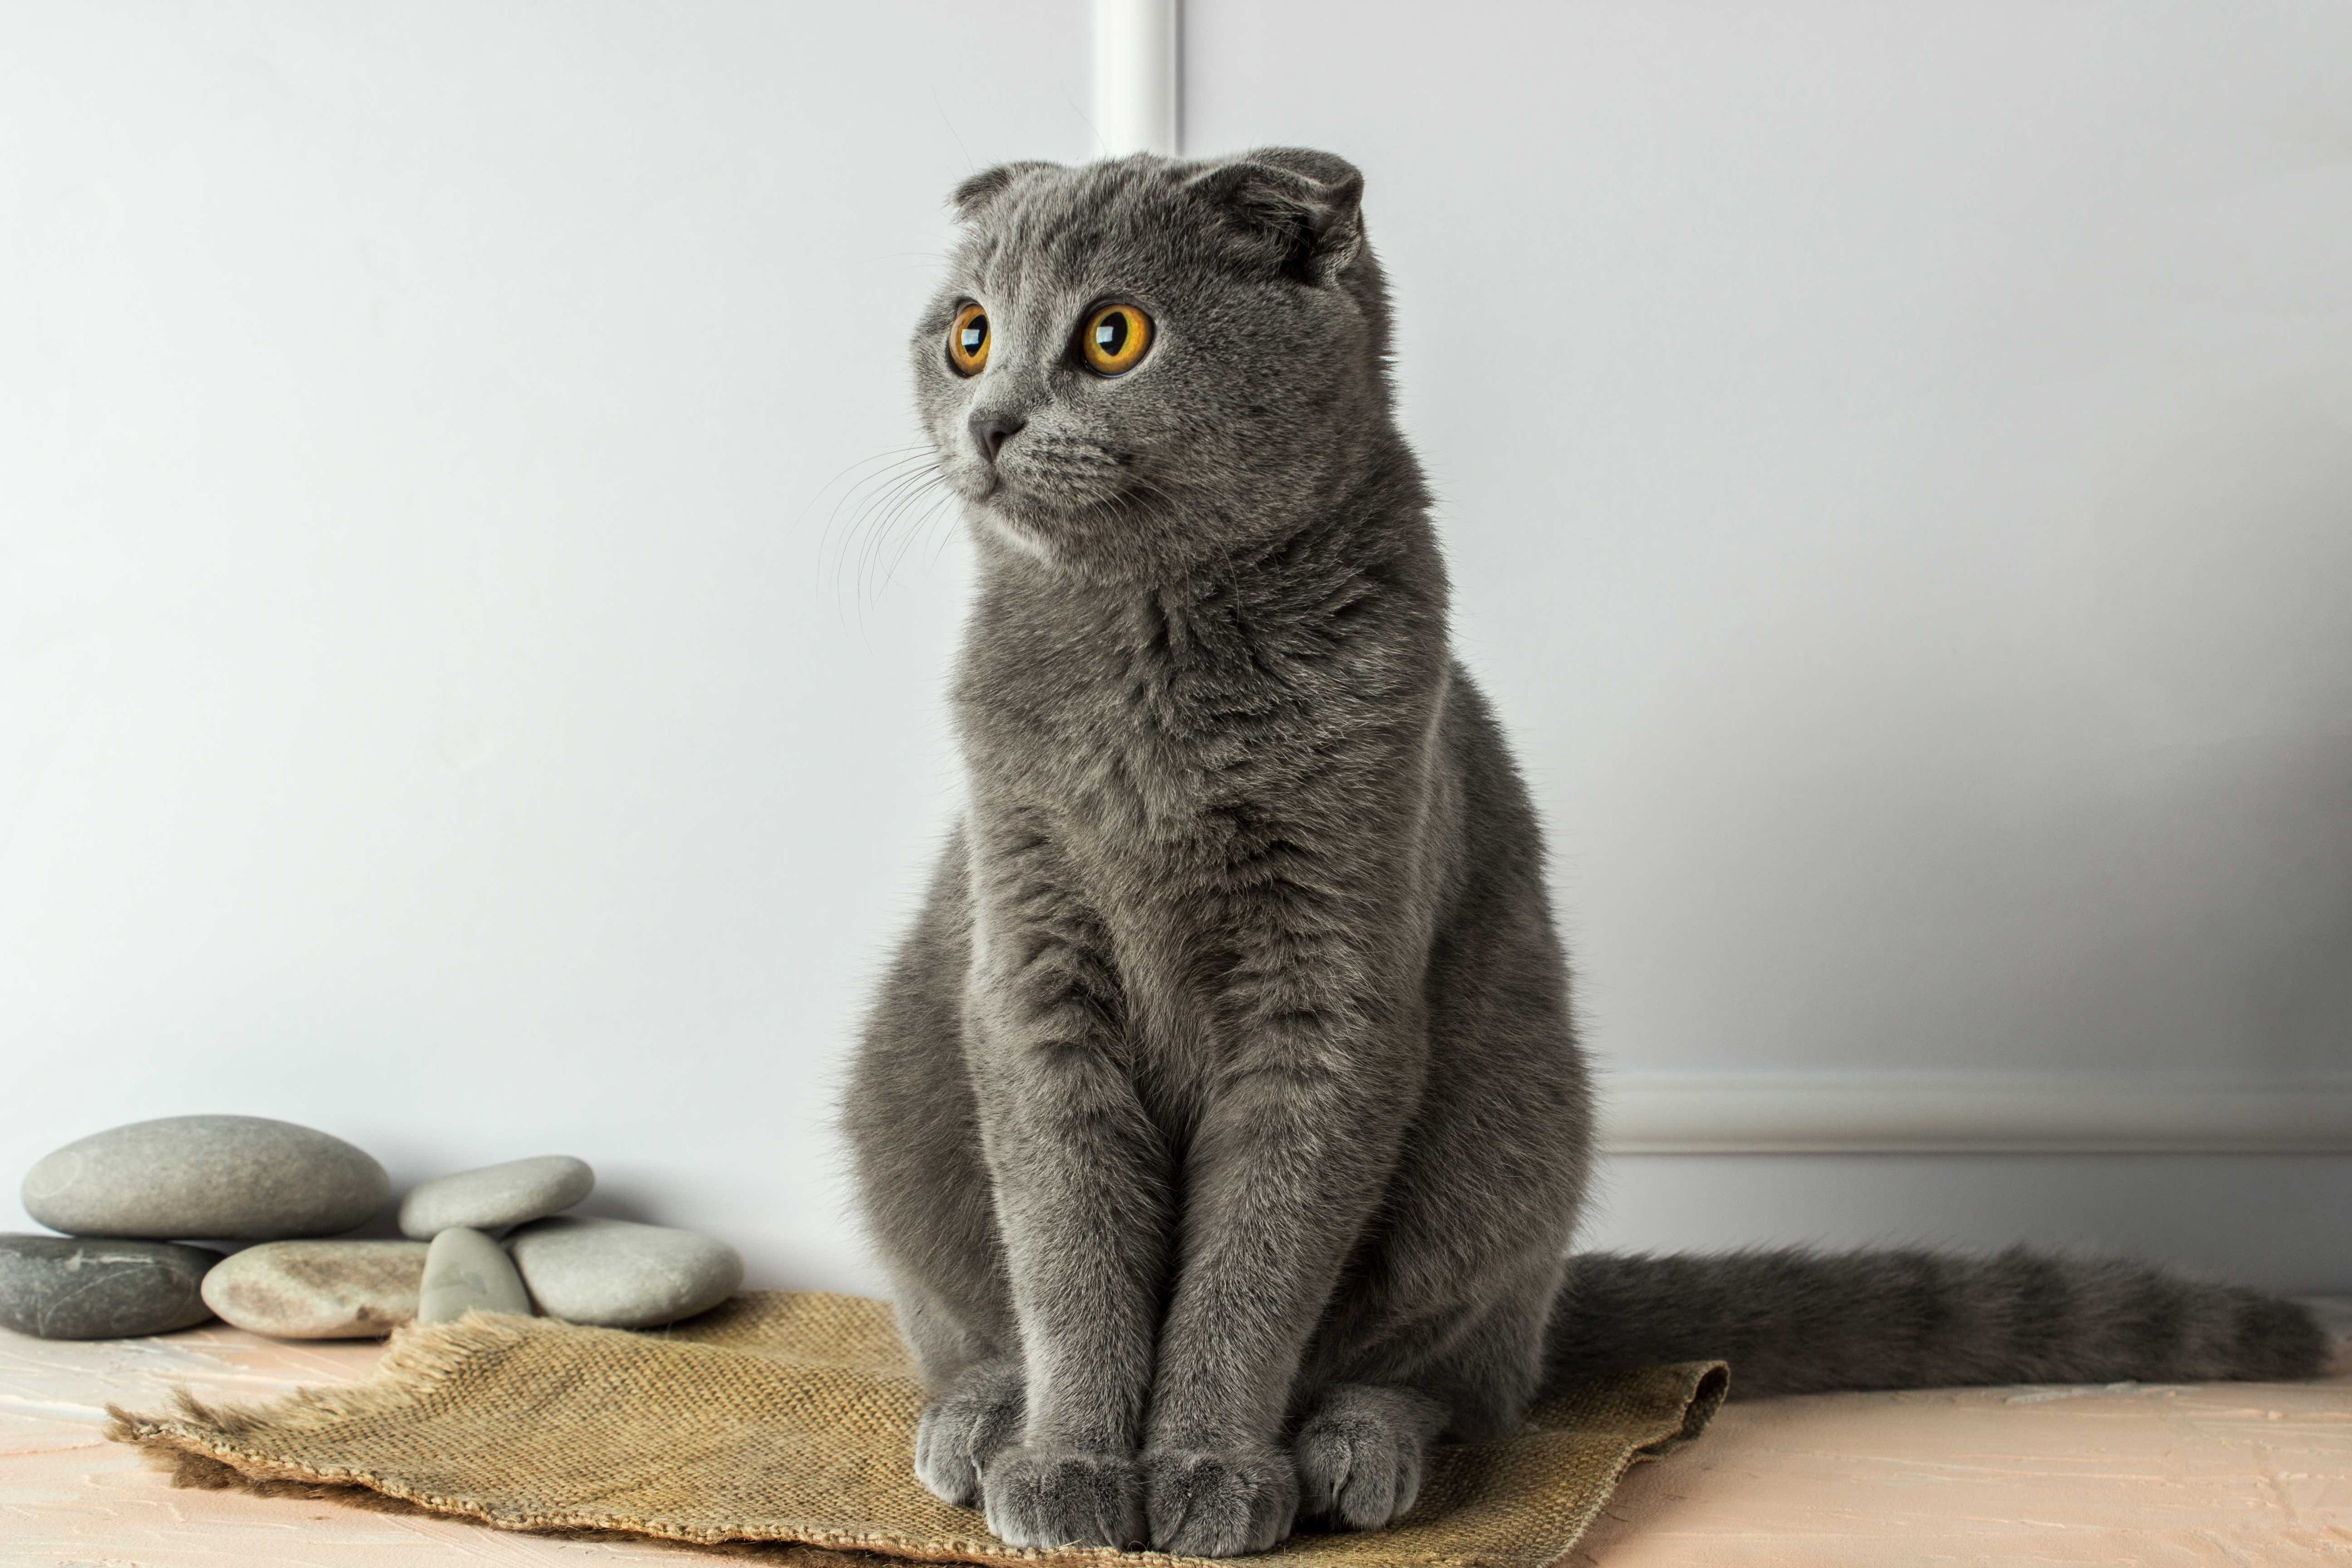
left=109, top=1289, right=1726, bottom=1568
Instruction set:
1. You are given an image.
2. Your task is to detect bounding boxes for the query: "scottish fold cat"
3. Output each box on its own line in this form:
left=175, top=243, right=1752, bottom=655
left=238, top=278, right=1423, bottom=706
left=844, top=149, right=2327, bottom=1557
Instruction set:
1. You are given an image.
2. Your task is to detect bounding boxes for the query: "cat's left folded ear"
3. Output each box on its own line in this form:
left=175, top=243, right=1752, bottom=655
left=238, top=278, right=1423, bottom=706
left=1186, top=148, right=1366, bottom=287
left=949, top=161, right=1062, bottom=223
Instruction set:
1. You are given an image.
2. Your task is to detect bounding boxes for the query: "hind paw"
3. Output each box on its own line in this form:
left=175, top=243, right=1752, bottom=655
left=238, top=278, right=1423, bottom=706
left=1294, top=1384, right=1446, bottom=1531
left=914, top=1360, right=1025, bottom=1507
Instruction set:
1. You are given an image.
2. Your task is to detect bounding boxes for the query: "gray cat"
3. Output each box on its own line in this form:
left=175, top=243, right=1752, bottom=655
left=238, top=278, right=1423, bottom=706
left=843, top=148, right=2328, bottom=1559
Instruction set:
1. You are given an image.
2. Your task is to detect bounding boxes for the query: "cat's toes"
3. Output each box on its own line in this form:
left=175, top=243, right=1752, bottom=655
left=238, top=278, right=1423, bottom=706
left=1141, top=1443, right=1299, bottom=1557
left=1294, top=1385, right=1439, bottom=1531
left=982, top=1445, right=1143, bottom=1550
left=913, top=1363, right=1025, bottom=1507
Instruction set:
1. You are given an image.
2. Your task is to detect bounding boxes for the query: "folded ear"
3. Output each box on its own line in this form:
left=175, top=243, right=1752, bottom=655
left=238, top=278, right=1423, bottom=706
left=1186, top=148, right=1366, bottom=285
left=949, top=161, right=1060, bottom=222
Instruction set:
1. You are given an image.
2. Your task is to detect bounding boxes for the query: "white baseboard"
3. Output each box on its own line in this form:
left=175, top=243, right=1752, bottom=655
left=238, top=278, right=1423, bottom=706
left=1598, top=1074, right=2352, bottom=1154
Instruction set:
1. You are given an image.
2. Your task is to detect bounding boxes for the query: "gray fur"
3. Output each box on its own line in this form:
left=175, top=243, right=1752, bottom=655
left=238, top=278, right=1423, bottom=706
left=842, top=149, right=2328, bottom=1557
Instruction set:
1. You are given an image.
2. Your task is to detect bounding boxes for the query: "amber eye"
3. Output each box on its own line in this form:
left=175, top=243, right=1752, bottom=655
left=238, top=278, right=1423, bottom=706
left=947, top=303, right=990, bottom=377
left=1079, top=303, right=1152, bottom=376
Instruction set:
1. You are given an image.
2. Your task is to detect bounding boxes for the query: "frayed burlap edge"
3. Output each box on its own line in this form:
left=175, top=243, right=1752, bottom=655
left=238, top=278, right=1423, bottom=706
left=103, top=1314, right=978, bottom=1564
left=106, top=1309, right=1728, bottom=1568
left=120, top=1440, right=879, bottom=1566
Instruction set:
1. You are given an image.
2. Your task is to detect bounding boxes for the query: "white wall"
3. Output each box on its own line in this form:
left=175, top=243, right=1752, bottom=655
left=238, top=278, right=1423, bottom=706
left=1, top=0, right=1084, bottom=1289
left=1190, top=0, right=2352, bottom=1081
left=5, top=3, right=2348, bottom=1293
left=1182, top=0, right=2352, bottom=1289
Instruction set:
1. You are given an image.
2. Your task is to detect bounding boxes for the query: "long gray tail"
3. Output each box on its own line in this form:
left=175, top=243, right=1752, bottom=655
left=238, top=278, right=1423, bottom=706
left=1544, top=1246, right=2330, bottom=1398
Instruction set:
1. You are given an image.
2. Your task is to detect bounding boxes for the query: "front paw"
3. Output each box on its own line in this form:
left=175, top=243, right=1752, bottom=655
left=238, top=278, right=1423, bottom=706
left=914, top=1362, right=1025, bottom=1507
left=1141, top=1443, right=1299, bottom=1557
left=982, top=1444, right=1144, bottom=1550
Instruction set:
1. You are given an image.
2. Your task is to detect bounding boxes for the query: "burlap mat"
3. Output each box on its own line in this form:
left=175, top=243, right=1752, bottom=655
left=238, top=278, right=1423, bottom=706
left=108, top=1289, right=1725, bottom=1568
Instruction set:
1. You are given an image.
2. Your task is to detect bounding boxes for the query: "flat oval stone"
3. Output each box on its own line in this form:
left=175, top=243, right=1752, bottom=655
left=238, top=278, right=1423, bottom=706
left=416, top=1226, right=532, bottom=1323
left=0, top=1234, right=217, bottom=1339
left=506, top=1216, right=742, bottom=1329
left=397, top=1155, right=594, bottom=1239
left=23, top=1115, right=389, bottom=1241
left=200, top=1240, right=428, bottom=1338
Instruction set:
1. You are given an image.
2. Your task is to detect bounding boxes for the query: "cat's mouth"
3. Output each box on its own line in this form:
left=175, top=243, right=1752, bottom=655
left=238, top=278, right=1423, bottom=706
left=967, top=446, right=1146, bottom=526
left=962, top=470, right=1163, bottom=571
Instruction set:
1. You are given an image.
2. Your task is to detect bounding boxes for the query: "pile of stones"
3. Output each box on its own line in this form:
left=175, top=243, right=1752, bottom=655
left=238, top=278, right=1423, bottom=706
left=0, top=1114, right=744, bottom=1341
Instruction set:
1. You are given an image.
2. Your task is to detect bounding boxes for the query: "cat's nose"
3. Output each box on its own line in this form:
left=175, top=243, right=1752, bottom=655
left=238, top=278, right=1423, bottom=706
left=968, top=410, right=1026, bottom=462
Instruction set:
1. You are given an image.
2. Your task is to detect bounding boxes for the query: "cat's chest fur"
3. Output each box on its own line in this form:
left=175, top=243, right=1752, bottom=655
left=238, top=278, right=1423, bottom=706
left=953, top=554, right=1449, bottom=1084
left=954, top=556, right=1438, bottom=876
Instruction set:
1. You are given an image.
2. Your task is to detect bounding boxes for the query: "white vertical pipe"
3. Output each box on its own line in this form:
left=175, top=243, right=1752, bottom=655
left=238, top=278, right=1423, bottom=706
left=1093, top=0, right=1179, bottom=156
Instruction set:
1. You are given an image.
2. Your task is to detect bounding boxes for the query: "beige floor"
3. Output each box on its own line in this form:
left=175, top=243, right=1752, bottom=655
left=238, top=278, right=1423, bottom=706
left=5, top=1319, right=2347, bottom=1567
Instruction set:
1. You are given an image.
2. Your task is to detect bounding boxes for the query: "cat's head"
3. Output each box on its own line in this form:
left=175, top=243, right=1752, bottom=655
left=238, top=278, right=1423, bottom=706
left=912, top=149, right=1395, bottom=580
